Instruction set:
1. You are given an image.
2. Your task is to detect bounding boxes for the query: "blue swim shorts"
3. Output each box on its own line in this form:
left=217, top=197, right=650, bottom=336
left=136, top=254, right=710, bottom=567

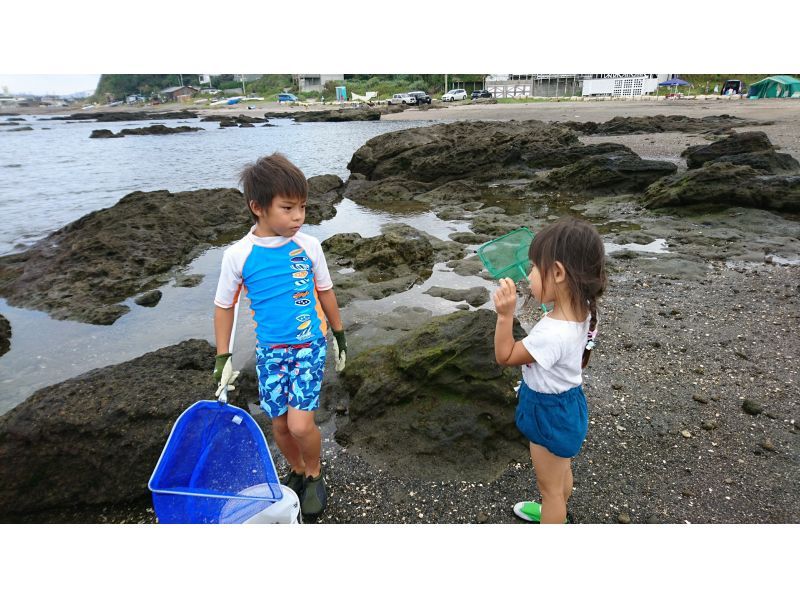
left=515, top=381, right=588, bottom=459
left=255, top=337, right=327, bottom=418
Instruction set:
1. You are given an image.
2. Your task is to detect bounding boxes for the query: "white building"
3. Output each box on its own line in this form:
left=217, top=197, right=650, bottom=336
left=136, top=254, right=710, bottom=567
left=580, top=74, right=674, bottom=97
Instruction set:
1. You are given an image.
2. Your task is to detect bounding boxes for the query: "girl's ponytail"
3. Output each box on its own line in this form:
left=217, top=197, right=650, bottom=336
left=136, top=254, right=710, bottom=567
left=581, top=297, right=598, bottom=369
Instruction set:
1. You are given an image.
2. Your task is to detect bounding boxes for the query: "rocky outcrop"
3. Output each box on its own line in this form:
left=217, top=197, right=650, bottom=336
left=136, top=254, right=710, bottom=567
left=423, top=286, right=490, bottom=307
left=90, top=124, right=203, bottom=138
left=200, top=114, right=265, bottom=124
left=48, top=110, right=197, bottom=122
left=347, top=120, right=581, bottom=184
left=541, top=151, right=679, bottom=194
left=560, top=114, right=758, bottom=136
left=0, top=188, right=251, bottom=325
left=0, top=340, right=228, bottom=517
left=644, top=162, right=800, bottom=213
left=335, top=309, right=527, bottom=481
left=0, top=314, right=10, bottom=357
left=681, top=131, right=800, bottom=174
left=262, top=108, right=383, bottom=122
left=322, top=224, right=464, bottom=306
left=306, top=174, right=345, bottom=224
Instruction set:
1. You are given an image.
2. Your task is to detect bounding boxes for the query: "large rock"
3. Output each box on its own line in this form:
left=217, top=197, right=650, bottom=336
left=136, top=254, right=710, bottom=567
left=90, top=124, right=203, bottom=138
left=560, top=114, right=756, bottom=136
left=644, top=162, right=800, bottom=213
left=0, top=188, right=251, bottom=324
left=347, top=120, right=581, bottom=184
left=335, top=309, right=527, bottom=481
left=542, top=151, right=678, bottom=194
left=322, top=224, right=464, bottom=306
left=424, top=286, right=490, bottom=307
left=263, top=108, right=382, bottom=122
left=681, top=131, right=800, bottom=174
left=48, top=110, right=198, bottom=122
left=306, top=174, right=345, bottom=224
left=0, top=314, right=9, bottom=357
left=0, top=340, right=229, bottom=517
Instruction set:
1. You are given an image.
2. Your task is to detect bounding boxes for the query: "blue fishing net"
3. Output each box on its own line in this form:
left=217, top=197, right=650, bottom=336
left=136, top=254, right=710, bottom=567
left=149, top=400, right=283, bottom=523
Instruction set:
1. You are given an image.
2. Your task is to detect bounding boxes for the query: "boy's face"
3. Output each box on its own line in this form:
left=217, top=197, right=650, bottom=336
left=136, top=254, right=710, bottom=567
left=250, top=195, right=307, bottom=237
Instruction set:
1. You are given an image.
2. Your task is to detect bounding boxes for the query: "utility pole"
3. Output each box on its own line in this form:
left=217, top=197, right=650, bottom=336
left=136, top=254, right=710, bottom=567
left=179, top=74, right=184, bottom=87
left=241, top=75, right=246, bottom=96
left=445, top=74, right=448, bottom=93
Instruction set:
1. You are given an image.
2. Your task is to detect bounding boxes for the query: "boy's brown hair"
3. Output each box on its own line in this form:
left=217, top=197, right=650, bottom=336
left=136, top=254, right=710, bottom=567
left=239, top=153, right=308, bottom=223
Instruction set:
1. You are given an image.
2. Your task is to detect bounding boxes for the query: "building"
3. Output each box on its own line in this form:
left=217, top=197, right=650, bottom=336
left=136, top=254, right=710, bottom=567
left=160, top=86, right=200, bottom=102
left=296, top=74, right=344, bottom=93
left=485, top=74, right=674, bottom=98
left=581, top=74, right=673, bottom=97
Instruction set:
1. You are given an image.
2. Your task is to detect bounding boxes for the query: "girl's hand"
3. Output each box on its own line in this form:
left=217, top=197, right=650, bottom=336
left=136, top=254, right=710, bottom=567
left=492, top=277, right=517, bottom=318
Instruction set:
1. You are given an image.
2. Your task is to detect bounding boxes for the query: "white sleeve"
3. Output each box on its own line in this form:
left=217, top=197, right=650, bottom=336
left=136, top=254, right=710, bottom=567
left=521, top=321, right=562, bottom=370
left=214, top=246, right=243, bottom=308
left=296, top=233, right=333, bottom=291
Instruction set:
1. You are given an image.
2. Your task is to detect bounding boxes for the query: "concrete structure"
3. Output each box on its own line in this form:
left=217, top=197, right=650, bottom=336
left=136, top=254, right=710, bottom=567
left=296, top=74, right=344, bottom=92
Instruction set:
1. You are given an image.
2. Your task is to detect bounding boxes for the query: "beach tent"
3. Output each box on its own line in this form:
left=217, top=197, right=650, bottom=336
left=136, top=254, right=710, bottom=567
left=657, top=78, right=691, bottom=96
left=747, top=76, right=800, bottom=99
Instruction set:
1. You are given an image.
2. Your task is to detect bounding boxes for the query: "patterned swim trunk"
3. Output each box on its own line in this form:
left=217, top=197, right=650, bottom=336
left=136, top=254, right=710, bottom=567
left=255, top=337, right=327, bottom=418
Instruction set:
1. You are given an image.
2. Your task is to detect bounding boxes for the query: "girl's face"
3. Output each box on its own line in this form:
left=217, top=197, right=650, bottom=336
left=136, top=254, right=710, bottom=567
left=528, top=263, right=559, bottom=305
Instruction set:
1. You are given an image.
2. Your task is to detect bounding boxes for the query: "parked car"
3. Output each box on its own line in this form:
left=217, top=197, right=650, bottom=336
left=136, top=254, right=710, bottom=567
left=442, top=88, right=467, bottom=102
left=471, top=89, right=492, bottom=99
left=387, top=93, right=417, bottom=105
left=407, top=91, right=432, bottom=104
left=277, top=93, right=299, bottom=103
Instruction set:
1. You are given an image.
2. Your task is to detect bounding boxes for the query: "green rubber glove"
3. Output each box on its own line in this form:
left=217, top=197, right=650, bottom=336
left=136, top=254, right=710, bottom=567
left=332, top=329, right=347, bottom=372
left=213, top=353, right=240, bottom=397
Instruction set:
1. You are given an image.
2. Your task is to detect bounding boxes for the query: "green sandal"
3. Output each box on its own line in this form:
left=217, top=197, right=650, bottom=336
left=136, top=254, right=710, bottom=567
left=513, top=501, right=571, bottom=523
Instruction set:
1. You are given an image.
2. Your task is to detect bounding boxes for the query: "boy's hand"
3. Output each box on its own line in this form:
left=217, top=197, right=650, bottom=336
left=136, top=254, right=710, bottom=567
left=213, top=353, right=240, bottom=397
left=332, top=329, right=347, bottom=372
left=492, top=278, right=517, bottom=318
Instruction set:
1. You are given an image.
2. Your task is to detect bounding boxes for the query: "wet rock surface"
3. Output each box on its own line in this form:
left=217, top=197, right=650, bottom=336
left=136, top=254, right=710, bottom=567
left=263, top=107, right=384, bottom=122
left=90, top=124, right=203, bottom=138
left=0, top=340, right=225, bottom=518
left=306, top=174, right=345, bottom=225
left=0, top=314, right=9, bottom=357
left=682, top=131, right=800, bottom=174
left=47, top=110, right=197, bottom=122
left=423, top=285, right=490, bottom=307
left=335, top=309, right=527, bottom=482
left=0, top=188, right=250, bottom=324
left=322, top=223, right=464, bottom=306
left=560, top=114, right=761, bottom=136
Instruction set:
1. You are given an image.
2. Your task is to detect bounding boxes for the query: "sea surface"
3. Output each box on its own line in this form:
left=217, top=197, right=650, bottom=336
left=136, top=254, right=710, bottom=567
left=0, top=114, right=467, bottom=412
left=0, top=113, right=670, bottom=413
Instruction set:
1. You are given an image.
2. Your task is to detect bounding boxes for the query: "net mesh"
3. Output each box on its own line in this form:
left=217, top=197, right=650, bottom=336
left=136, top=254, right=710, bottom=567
left=149, top=401, right=283, bottom=523
left=477, top=228, right=534, bottom=282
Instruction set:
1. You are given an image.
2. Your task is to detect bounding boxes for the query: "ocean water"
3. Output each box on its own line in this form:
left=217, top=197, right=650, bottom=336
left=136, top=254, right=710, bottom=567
left=0, top=113, right=486, bottom=412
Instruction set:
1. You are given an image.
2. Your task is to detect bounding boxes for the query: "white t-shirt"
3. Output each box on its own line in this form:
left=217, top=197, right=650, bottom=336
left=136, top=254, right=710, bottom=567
left=521, top=313, right=591, bottom=394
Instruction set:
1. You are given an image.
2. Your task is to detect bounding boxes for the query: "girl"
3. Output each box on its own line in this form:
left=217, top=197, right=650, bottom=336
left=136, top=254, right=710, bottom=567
left=493, top=217, right=606, bottom=524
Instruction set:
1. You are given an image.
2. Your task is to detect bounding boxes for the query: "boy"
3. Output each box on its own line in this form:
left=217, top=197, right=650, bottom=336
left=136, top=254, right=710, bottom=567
left=213, top=153, right=347, bottom=519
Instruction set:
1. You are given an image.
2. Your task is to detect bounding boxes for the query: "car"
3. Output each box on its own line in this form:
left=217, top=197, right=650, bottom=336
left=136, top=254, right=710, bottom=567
left=387, top=93, right=417, bottom=105
left=277, top=93, right=299, bottom=103
left=407, top=91, right=432, bottom=104
left=471, top=89, right=492, bottom=99
left=442, top=88, right=467, bottom=102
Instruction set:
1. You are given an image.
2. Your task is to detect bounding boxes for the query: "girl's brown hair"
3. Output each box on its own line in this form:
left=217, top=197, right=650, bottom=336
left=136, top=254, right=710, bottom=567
left=239, top=153, right=308, bottom=223
left=528, top=217, right=607, bottom=368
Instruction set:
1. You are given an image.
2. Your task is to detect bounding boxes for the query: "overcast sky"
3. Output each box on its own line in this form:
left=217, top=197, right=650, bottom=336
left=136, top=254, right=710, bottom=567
left=0, top=75, right=100, bottom=95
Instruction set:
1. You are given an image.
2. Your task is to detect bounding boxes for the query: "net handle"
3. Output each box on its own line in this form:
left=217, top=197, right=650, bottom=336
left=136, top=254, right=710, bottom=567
left=218, top=293, right=241, bottom=405
left=515, top=263, right=548, bottom=314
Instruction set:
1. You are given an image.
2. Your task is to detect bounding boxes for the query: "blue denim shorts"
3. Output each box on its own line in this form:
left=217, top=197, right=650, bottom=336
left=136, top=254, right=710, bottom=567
left=515, top=381, right=588, bottom=458
left=255, top=337, right=327, bottom=418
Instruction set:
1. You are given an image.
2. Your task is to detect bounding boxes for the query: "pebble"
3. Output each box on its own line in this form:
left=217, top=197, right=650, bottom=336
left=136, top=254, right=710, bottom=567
left=742, top=399, right=764, bottom=416
left=701, top=420, right=718, bottom=431
left=477, top=512, right=489, bottom=523
left=618, top=513, right=631, bottom=524
left=681, top=430, right=692, bottom=438
left=692, top=394, right=709, bottom=404
left=759, top=439, right=777, bottom=452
